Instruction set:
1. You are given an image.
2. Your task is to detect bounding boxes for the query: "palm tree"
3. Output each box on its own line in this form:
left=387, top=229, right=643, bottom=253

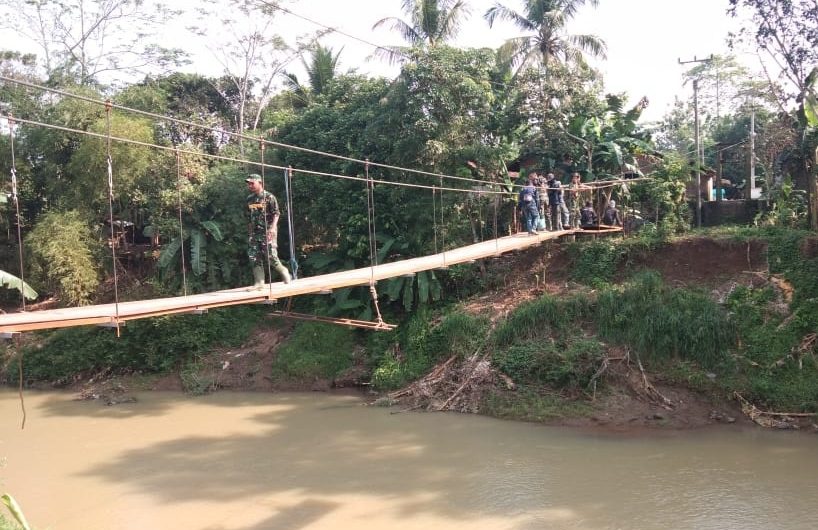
left=485, top=0, right=606, bottom=74
left=283, top=44, right=343, bottom=107
left=372, top=0, right=472, bottom=62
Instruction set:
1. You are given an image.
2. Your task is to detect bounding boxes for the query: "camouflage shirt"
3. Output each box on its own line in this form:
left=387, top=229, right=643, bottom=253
left=246, top=190, right=280, bottom=234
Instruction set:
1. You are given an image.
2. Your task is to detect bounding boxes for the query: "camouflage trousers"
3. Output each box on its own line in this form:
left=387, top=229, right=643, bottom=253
left=247, top=233, right=284, bottom=268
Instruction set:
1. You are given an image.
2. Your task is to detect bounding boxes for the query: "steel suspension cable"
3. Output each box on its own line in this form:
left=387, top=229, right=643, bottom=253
left=259, top=141, right=274, bottom=299
left=2, top=113, right=513, bottom=197
left=174, top=148, right=188, bottom=297
left=284, top=166, right=299, bottom=280
left=104, top=101, right=121, bottom=335
left=0, top=76, right=521, bottom=191
left=7, top=115, right=27, bottom=312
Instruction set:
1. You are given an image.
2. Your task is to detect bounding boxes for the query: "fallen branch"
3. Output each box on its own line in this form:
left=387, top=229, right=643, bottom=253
left=435, top=349, right=485, bottom=411
left=734, top=392, right=816, bottom=429
left=635, top=352, right=673, bottom=410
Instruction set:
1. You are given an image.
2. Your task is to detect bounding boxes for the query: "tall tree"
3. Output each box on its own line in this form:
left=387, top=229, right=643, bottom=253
left=0, top=0, right=187, bottom=85
left=372, top=0, right=471, bottom=62
left=283, top=44, right=344, bottom=107
left=484, top=0, right=605, bottom=74
left=729, top=0, right=818, bottom=228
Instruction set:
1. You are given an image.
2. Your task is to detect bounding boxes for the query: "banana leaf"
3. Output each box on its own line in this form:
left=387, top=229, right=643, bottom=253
left=0, top=270, right=37, bottom=300
left=158, top=236, right=183, bottom=270
left=385, top=276, right=405, bottom=302
left=1, top=494, right=31, bottom=530
left=417, top=271, right=430, bottom=304
left=200, top=220, right=223, bottom=241
left=190, top=228, right=206, bottom=276
left=403, top=278, right=414, bottom=312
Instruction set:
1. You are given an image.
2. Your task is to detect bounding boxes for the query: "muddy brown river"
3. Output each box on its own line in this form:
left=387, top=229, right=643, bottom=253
left=1, top=390, right=816, bottom=530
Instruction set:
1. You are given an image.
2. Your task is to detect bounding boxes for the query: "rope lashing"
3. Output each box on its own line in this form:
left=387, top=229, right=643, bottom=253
left=369, top=284, right=386, bottom=327
left=285, top=166, right=299, bottom=280
left=104, top=101, right=121, bottom=336
left=175, top=148, right=188, bottom=297
left=7, top=114, right=27, bottom=311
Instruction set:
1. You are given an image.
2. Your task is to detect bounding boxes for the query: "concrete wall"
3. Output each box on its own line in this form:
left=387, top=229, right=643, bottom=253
left=691, top=199, right=764, bottom=226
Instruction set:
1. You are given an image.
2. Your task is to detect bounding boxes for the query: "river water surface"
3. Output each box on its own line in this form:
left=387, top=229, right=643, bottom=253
left=1, top=390, right=816, bottom=530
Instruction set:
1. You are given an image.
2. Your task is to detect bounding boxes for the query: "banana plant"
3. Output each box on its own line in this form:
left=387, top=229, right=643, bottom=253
left=1, top=494, right=31, bottom=530
left=153, top=220, right=224, bottom=277
left=0, top=270, right=38, bottom=300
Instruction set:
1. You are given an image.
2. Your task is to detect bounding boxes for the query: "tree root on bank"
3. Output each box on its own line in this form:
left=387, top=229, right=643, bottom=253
left=632, top=352, right=674, bottom=410
left=387, top=350, right=497, bottom=413
left=734, top=392, right=816, bottom=429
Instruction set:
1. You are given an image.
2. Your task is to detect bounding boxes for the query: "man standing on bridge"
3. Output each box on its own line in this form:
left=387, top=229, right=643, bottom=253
left=245, top=174, right=291, bottom=288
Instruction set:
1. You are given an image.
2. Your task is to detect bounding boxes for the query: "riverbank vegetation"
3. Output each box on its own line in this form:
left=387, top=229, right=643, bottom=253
left=1, top=1, right=818, bottom=429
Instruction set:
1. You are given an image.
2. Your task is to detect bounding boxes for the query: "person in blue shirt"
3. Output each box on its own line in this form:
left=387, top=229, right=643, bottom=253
left=546, top=173, right=570, bottom=230
left=518, top=173, right=540, bottom=235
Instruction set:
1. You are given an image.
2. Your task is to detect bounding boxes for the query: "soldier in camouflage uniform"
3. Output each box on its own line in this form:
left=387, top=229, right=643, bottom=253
left=245, top=174, right=291, bottom=288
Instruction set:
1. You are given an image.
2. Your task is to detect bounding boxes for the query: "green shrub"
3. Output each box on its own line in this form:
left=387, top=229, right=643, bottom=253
left=492, top=337, right=604, bottom=389
left=271, top=322, right=355, bottom=381
left=595, top=271, right=734, bottom=368
left=371, top=310, right=489, bottom=390
left=25, top=210, right=101, bottom=305
left=492, top=294, right=592, bottom=347
left=12, top=306, right=261, bottom=383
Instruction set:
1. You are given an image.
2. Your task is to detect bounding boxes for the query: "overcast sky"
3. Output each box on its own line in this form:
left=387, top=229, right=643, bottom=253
left=174, top=0, right=752, bottom=123
left=7, top=0, right=758, bottom=123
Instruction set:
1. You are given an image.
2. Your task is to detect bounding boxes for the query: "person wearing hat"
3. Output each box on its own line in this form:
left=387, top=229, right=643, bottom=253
left=602, top=199, right=622, bottom=226
left=245, top=174, right=291, bottom=288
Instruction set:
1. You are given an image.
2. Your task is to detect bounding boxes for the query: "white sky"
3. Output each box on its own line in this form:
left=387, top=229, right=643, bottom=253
left=215, top=0, right=754, bottom=123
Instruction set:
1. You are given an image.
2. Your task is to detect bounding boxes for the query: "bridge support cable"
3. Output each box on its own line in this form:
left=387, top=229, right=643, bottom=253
left=493, top=193, right=500, bottom=255
left=104, top=101, right=122, bottom=336
left=258, top=141, right=274, bottom=300
left=439, top=177, right=447, bottom=268
left=175, top=148, right=188, bottom=297
left=285, top=166, right=299, bottom=280
left=7, top=115, right=27, bottom=312
left=365, top=159, right=378, bottom=284
left=432, top=186, right=438, bottom=255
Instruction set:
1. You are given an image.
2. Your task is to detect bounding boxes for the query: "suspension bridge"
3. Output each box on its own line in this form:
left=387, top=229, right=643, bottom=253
left=0, top=76, right=629, bottom=336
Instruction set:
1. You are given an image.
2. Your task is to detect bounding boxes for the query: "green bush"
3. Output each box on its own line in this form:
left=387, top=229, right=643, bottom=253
left=493, top=337, right=604, bottom=389
left=595, top=271, right=734, bottom=368
left=271, top=322, right=355, bottom=381
left=371, top=310, right=489, bottom=390
left=492, top=294, right=592, bottom=347
left=25, top=210, right=101, bottom=305
left=12, top=306, right=261, bottom=383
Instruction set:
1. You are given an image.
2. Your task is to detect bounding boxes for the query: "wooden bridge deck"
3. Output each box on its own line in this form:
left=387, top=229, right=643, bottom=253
left=0, top=227, right=621, bottom=334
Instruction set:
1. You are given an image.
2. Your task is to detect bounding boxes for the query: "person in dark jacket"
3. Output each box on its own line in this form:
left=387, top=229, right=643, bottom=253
left=579, top=201, right=598, bottom=228
left=518, top=173, right=540, bottom=235
left=546, top=173, right=569, bottom=230
left=602, top=199, right=622, bottom=226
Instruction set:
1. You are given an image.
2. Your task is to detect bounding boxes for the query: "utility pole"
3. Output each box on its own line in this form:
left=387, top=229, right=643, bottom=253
left=693, top=79, right=702, bottom=227
left=749, top=102, right=756, bottom=199
left=679, top=55, right=713, bottom=228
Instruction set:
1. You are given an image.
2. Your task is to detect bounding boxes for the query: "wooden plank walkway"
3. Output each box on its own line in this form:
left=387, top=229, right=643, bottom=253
left=0, top=226, right=621, bottom=334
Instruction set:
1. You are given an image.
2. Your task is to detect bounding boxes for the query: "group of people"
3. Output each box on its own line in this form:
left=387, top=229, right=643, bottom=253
left=517, top=171, right=621, bottom=235
left=243, top=169, right=624, bottom=291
